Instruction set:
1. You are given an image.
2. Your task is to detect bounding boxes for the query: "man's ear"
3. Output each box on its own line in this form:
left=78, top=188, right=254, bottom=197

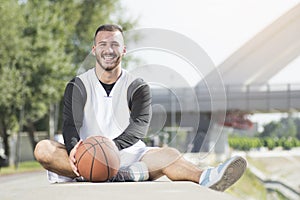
left=122, top=46, right=127, bottom=55
left=92, top=45, right=96, bottom=56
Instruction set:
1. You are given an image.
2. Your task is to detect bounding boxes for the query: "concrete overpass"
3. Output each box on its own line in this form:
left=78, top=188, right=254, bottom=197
left=151, top=83, right=300, bottom=113
left=150, top=83, right=300, bottom=152
left=147, top=3, right=300, bottom=153
left=203, top=3, right=300, bottom=85
left=148, top=2, right=300, bottom=121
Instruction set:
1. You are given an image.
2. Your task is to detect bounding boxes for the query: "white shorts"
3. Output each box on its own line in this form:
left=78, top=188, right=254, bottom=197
left=119, top=140, right=153, bottom=167
left=47, top=140, right=154, bottom=183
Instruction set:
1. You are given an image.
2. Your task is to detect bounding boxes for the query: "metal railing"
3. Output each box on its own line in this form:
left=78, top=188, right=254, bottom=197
left=151, top=83, right=300, bottom=112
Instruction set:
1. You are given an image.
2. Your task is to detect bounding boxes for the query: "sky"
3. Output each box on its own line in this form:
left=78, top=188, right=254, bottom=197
left=121, top=0, right=300, bottom=84
left=120, top=0, right=300, bottom=126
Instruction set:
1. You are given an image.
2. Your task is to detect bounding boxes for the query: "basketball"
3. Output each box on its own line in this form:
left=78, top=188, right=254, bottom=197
left=75, top=136, right=120, bottom=182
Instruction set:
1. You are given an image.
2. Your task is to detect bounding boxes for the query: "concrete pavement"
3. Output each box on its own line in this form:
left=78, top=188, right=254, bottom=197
left=0, top=170, right=241, bottom=200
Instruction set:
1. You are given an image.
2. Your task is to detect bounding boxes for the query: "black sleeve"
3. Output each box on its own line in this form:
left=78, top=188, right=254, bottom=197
left=113, top=79, right=152, bottom=150
left=62, top=77, right=87, bottom=154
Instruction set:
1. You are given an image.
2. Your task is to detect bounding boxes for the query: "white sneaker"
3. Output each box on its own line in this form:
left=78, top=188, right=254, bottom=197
left=110, top=162, right=149, bottom=182
left=47, top=171, right=75, bottom=183
left=199, top=156, right=247, bottom=191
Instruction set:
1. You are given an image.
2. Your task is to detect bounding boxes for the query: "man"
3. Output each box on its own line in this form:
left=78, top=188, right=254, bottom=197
left=34, top=24, right=247, bottom=191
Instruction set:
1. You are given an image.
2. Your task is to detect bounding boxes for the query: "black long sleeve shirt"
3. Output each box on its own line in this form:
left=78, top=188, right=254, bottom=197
left=62, top=77, right=152, bottom=154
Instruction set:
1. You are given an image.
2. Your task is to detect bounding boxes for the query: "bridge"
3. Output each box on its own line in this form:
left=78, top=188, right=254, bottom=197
left=151, top=83, right=300, bottom=113
left=144, top=3, right=300, bottom=153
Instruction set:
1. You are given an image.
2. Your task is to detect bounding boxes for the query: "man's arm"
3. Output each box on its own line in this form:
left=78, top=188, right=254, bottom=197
left=113, top=79, right=152, bottom=150
left=62, top=77, right=86, bottom=154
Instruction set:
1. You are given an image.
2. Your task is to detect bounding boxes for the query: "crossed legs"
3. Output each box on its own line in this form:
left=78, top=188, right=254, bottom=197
left=34, top=140, right=202, bottom=183
left=35, top=139, right=246, bottom=191
left=141, top=147, right=202, bottom=183
left=34, top=140, right=77, bottom=178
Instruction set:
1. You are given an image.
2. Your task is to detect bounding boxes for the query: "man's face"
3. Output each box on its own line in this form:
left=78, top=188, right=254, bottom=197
left=93, top=31, right=126, bottom=71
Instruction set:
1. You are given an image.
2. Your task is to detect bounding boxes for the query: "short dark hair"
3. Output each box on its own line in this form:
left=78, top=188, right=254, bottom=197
left=94, top=24, right=123, bottom=43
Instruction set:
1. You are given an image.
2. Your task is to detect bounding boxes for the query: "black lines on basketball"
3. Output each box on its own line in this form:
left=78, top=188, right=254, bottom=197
left=75, top=136, right=120, bottom=182
left=92, top=136, right=110, bottom=181
left=89, top=144, right=96, bottom=182
left=103, top=140, right=121, bottom=168
left=76, top=144, right=92, bottom=169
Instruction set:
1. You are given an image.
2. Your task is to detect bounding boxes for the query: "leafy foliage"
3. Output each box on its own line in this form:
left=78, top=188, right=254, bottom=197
left=229, top=115, right=300, bottom=151
left=0, top=1, right=27, bottom=158
left=228, top=136, right=263, bottom=151
left=229, top=136, right=300, bottom=151
left=0, top=0, right=137, bottom=159
left=260, top=117, right=297, bottom=138
left=21, top=0, right=79, bottom=123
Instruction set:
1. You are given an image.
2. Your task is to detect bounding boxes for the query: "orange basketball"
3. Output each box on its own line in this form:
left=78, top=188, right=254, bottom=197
left=75, top=136, right=120, bottom=182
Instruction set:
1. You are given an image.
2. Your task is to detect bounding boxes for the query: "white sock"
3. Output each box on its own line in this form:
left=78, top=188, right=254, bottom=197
left=199, top=169, right=208, bottom=184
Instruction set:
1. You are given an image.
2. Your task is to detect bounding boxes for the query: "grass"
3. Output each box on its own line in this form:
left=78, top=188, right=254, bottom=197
left=246, top=157, right=270, bottom=175
left=226, top=169, right=268, bottom=200
left=0, top=161, right=43, bottom=175
left=275, top=189, right=290, bottom=200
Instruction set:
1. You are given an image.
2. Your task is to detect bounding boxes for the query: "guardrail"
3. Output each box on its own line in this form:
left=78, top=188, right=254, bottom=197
left=151, top=83, right=300, bottom=112
left=248, top=164, right=300, bottom=200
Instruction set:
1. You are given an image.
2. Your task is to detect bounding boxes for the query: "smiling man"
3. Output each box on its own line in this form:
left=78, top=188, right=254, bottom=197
left=93, top=28, right=125, bottom=74
left=34, top=24, right=247, bottom=191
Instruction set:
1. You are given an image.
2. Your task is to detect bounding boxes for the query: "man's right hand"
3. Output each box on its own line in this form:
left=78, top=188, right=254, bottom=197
left=69, top=140, right=82, bottom=177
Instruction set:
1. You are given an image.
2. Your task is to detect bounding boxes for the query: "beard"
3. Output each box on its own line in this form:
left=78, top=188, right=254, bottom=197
left=95, top=52, right=122, bottom=71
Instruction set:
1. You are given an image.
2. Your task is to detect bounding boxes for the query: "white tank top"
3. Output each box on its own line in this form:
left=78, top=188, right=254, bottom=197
left=77, top=68, right=135, bottom=140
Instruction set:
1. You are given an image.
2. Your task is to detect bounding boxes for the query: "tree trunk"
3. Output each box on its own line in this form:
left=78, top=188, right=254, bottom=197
left=26, top=120, right=37, bottom=153
left=0, top=118, right=9, bottom=166
left=49, top=102, right=60, bottom=140
left=49, top=103, right=55, bottom=140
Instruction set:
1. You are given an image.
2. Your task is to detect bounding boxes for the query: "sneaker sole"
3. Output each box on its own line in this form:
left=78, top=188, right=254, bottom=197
left=130, top=162, right=149, bottom=181
left=209, top=156, right=247, bottom=192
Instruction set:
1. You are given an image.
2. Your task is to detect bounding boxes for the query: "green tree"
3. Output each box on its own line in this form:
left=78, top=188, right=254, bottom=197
left=21, top=0, right=137, bottom=149
left=72, top=0, right=137, bottom=65
left=0, top=0, right=26, bottom=164
left=261, top=121, right=280, bottom=137
left=0, top=0, right=137, bottom=163
left=261, top=117, right=297, bottom=138
left=21, top=0, right=81, bottom=149
left=281, top=117, right=297, bottom=138
left=292, top=118, right=300, bottom=140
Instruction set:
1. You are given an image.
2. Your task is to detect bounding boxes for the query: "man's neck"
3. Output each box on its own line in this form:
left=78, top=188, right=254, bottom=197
left=95, top=65, right=122, bottom=84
